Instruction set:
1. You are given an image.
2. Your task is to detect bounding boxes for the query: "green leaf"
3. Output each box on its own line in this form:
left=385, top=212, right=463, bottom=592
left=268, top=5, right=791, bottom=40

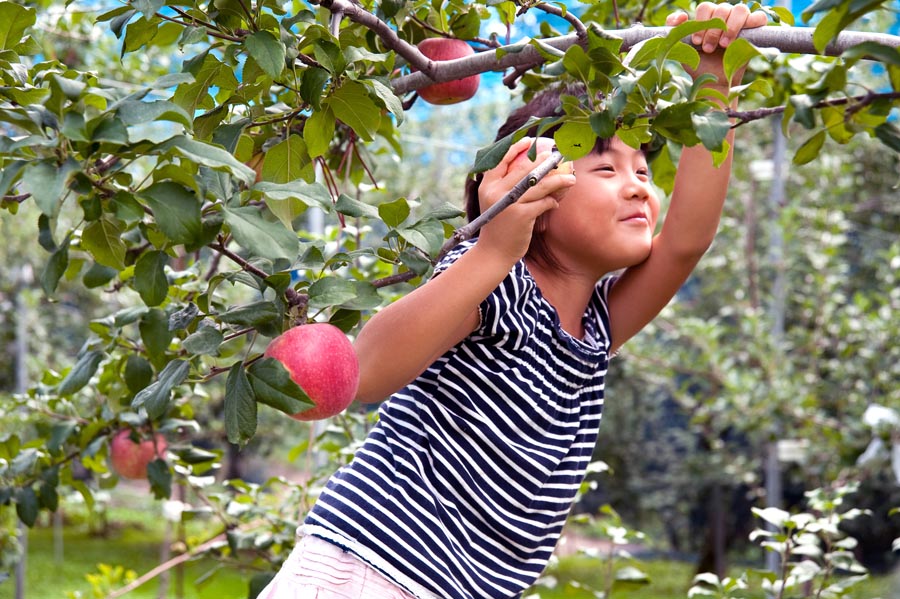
left=83, top=263, right=118, bottom=289
left=400, top=218, right=444, bottom=255
left=182, top=325, right=224, bottom=355
left=41, top=237, right=70, bottom=296
left=308, top=277, right=358, bottom=310
left=15, top=487, right=39, bottom=527
left=139, top=308, right=173, bottom=360
left=261, top=134, right=315, bottom=183
left=364, top=78, right=404, bottom=125
left=224, top=362, right=257, bottom=447
left=562, top=44, right=592, bottom=81
left=124, top=355, right=154, bottom=393
left=245, top=30, right=286, bottom=80
left=722, top=38, right=760, bottom=85
left=472, top=133, right=515, bottom=173
left=146, top=459, right=172, bottom=499
left=652, top=102, right=702, bottom=146
left=142, top=182, right=203, bottom=246
left=691, top=110, right=731, bottom=151
left=131, top=359, right=190, bottom=419
left=117, top=100, right=193, bottom=129
left=218, top=300, right=280, bottom=328
left=0, top=2, right=35, bottom=50
left=304, top=106, right=336, bottom=159
left=154, top=135, right=255, bottom=184
left=324, top=80, right=381, bottom=142
left=23, top=159, right=79, bottom=217
left=81, top=218, right=127, bottom=270
left=246, top=357, right=313, bottom=416
left=378, top=197, right=410, bottom=228
left=223, top=204, right=299, bottom=262
left=554, top=120, right=597, bottom=160
left=134, top=251, right=169, bottom=307
left=793, top=130, right=826, bottom=165
left=57, top=350, right=104, bottom=396
left=874, top=122, right=900, bottom=153
left=335, top=194, right=379, bottom=219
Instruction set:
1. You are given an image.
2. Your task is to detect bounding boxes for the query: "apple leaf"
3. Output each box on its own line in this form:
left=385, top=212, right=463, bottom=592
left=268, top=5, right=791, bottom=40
left=691, top=109, right=731, bottom=152
left=182, top=325, right=224, bottom=356
left=41, top=237, right=69, bottom=296
left=225, top=362, right=257, bottom=447
left=81, top=217, right=127, bottom=270
left=217, top=300, right=280, bottom=328
left=131, top=359, right=190, bottom=419
left=0, top=2, right=34, bottom=49
left=324, top=80, right=381, bottom=142
left=245, top=30, right=286, bottom=80
left=246, top=357, right=313, bottom=416
left=15, top=487, right=39, bottom=528
left=223, top=204, right=299, bottom=262
left=134, top=250, right=169, bottom=307
left=142, top=182, right=203, bottom=246
left=471, top=134, right=514, bottom=173
left=153, top=135, right=255, bottom=184
left=335, top=193, right=379, bottom=219
left=139, top=309, right=174, bottom=366
left=57, top=350, right=104, bottom=396
left=124, top=355, right=154, bottom=393
left=794, top=130, right=827, bottom=165
left=378, top=197, right=410, bottom=228
left=147, top=458, right=172, bottom=499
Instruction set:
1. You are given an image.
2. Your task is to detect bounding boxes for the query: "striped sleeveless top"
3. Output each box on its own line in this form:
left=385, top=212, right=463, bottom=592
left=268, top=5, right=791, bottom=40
left=303, top=240, right=615, bottom=599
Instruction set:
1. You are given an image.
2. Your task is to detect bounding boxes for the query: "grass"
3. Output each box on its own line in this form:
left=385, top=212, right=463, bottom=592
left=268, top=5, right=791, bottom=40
left=8, top=484, right=252, bottom=599
left=6, top=486, right=899, bottom=599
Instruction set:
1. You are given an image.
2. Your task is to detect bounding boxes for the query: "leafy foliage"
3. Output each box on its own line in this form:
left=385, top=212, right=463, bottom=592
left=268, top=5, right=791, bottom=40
left=1, top=0, right=899, bottom=595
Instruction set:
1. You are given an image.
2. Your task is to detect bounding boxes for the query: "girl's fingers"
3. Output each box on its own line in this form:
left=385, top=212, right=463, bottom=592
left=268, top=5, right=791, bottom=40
left=721, top=3, right=751, bottom=46
left=665, top=11, right=688, bottom=27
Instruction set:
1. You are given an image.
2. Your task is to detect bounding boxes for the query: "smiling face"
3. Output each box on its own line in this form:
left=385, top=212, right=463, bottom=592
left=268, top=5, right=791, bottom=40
left=540, top=137, right=661, bottom=277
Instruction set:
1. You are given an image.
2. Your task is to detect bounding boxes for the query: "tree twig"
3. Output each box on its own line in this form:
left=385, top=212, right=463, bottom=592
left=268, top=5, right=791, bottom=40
left=104, top=533, right=227, bottom=599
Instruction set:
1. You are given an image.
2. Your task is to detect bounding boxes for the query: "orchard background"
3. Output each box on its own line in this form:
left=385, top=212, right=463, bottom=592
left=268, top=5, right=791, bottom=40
left=1, top=0, right=899, bottom=597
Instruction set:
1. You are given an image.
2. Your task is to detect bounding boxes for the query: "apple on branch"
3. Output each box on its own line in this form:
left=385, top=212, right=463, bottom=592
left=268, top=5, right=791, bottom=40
left=415, top=38, right=480, bottom=105
left=264, top=323, right=360, bottom=421
left=110, top=429, right=167, bottom=480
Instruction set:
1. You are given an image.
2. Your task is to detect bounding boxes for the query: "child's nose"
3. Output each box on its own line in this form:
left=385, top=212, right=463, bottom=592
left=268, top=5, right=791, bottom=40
left=622, top=176, right=651, bottom=200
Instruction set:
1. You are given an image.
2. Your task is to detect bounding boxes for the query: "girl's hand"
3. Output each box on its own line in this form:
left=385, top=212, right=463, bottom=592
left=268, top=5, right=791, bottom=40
left=476, top=137, right=576, bottom=265
left=666, top=2, right=768, bottom=88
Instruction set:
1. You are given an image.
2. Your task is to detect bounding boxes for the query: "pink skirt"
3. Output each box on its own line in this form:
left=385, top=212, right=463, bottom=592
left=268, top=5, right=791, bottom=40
left=257, top=535, right=418, bottom=599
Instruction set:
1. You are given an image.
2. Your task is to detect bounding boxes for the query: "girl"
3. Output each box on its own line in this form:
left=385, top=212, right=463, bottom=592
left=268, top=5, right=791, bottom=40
left=261, top=3, right=768, bottom=598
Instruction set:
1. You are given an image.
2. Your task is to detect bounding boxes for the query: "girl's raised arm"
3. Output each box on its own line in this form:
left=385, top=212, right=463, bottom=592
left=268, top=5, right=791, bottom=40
left=606, top=3, right=767, bottom=353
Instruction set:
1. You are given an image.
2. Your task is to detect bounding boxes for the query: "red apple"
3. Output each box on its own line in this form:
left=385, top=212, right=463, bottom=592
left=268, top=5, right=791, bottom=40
left=110, top=429, right=167, bottom=480
left=510, top=137, right=574, bottom=199
left=416, top=38, right=480, bottom=105
left=264, top=323, right=360, bottom=421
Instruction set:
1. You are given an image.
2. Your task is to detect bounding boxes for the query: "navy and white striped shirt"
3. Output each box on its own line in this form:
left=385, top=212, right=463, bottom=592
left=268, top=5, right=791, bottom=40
left=303, top=240, right=615, bottom=599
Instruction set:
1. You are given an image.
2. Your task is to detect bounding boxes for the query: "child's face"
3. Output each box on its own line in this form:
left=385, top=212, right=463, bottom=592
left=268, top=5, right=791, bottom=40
left=543, top=137, right=660, bottom=275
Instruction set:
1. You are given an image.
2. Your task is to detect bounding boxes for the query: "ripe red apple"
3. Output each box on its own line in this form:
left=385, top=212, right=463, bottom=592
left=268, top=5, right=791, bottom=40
left=264, top=323, right=360, bottom=421
left=415, top=38, right=480, bottom=105
left=110, top=429, right=167, bottom=480
left=510, top=137, right=574, bottom=199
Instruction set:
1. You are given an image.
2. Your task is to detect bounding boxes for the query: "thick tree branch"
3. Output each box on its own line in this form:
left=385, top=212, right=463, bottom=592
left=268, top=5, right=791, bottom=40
left=319, top=0, right=436, bottom=76
left=391, top=26, right=900, bottom=95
